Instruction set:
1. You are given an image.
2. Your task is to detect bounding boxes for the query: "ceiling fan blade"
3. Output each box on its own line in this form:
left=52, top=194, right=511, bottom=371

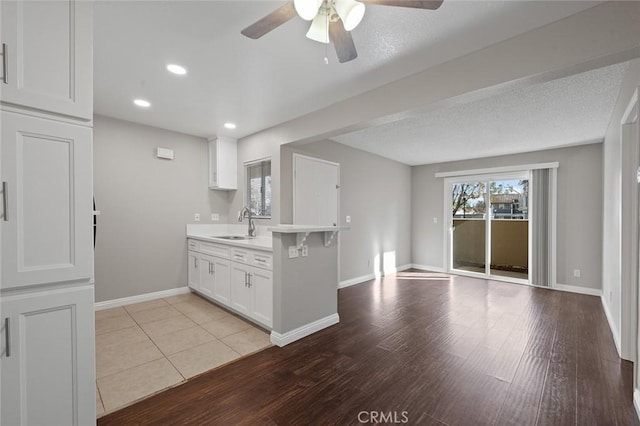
left=241, top=2, right=297, bottom=39
left=329, top=21, right=358, bottom=63
left=360, top=0, right=444, bottom=9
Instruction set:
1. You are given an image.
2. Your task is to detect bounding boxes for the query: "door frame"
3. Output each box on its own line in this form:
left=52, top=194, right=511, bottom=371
left=621, top=88, right=639, bottom=367
left=444, top=171, right=532, bottom=285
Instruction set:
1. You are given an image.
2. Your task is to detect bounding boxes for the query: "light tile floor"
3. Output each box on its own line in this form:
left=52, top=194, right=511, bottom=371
left=95, top=292, right=272, bottom=416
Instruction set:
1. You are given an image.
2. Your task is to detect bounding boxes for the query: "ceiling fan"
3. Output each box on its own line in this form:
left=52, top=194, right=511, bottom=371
left=241, top=0, right=444, bottom=63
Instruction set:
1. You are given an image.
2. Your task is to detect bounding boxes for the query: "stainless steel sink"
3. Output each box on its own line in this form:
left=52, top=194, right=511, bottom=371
left=213, top=235, right=252, bottom=240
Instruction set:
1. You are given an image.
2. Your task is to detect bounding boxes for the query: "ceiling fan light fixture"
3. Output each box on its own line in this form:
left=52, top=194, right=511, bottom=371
left=334, top=0, right=365, bottom=31
left=306, top=13, right=330, bottom=43
left=294, top=0, right=322, bottom=21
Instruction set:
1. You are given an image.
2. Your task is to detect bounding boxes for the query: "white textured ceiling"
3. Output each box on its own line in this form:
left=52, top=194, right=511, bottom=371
left=93, top=1, right=602, bottom=139
left=332, top=62, right=629, bottom=165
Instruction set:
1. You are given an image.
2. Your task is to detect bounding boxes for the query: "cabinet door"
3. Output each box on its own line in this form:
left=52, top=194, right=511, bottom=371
left=250, top=267, right=273, bottom=328
left=0, top=0, right=93, bottom=120
left=213, top=258, right=230, bottom=305
left=230, top=263, right=251, bottom=316
left=1, top=111, right=93, bottom=290
left=187, top=251, right=200, bottom=291
left=208, top=138, right=237, bottom=190
left=1, top=285, right=96, bottom=426
left=199, top=255, right=215, bottom=298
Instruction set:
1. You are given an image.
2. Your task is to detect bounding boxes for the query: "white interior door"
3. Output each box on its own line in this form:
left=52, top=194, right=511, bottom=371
left=293, top=154, right=339, bottom=226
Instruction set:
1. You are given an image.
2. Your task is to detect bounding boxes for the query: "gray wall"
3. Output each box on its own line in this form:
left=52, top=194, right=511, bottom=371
left=93, top=115, right=230, bottom=302
left=412, top=143, right=603, bottom=289
left=602, top=59, right=640, bottom=348
left=280, top=140, right=412, bottom=283
left=272, top=232, right=338, bottom=334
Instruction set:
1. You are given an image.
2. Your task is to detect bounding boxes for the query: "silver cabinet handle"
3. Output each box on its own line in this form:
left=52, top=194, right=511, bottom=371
left=2, top=182, right=7, bottom=221
left=194, top=257, right=198, bottom=268
left=4, top=318, right=10, bottom=357
left=1, top=43, right=7, bottom=84
left=248, top=273, right=252, bottom=288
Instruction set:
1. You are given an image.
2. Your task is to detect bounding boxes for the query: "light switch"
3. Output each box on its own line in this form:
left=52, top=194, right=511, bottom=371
left=433, top=217, right=438, bottom=224
left=346, top=215, right=351, bottom=223
left=194, top=213, right=200, bottom=221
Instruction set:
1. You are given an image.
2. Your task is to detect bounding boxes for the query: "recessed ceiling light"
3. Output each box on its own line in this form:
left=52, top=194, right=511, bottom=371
left=224, top=122, right=237, bottom=129
left=134, top=99, right=151, bottom=108
left=167, top=64, right=187, bottom=75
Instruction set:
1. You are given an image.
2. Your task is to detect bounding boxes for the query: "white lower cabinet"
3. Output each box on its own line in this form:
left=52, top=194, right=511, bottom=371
left=199, top=254, right=215, bottom=299
left=230, top=262, right=253, bottom=316
left=1, top=285, right=96, bottom=426
left=187, top=239, right=272, bottom=328
left=251, top=267, right=273, bottom=327
left=212, top=258, right=230, bottom=305
left=188, top=250, right=200, bottom=291
left=230, top=262, right=273, bottom=328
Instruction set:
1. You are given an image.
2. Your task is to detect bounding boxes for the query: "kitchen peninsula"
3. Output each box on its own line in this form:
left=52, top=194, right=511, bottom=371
left=186, top=224, right=348, bottom=346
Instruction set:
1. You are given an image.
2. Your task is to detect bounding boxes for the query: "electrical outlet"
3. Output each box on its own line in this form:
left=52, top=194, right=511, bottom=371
left=433, top=217, right=438, bottom=224
left=194, top=213, right=200, bottom=221
left=573, top=269, right=581, bottom=278
left=288, top=246, right=299, bottom=259
left=211, top=213, right=219, bottom=221
left=301, top=245, right=308, bottom=257
left=345, top=215, right=351, bottom=223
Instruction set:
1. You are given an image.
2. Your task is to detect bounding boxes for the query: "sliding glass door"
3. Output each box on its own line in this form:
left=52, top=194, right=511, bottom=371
left=449, top=172, right=530, bottom=284
left=451, top=181, right=486, bottom=274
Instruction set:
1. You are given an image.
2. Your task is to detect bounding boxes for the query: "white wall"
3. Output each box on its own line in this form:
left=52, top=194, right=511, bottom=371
left=93, top=116, right=230, bottom=302
left=602, top=59, right=640, bottom=351
left=280, top=140, right=412, bottom=283
left=412, top=143, right=603, bottom=289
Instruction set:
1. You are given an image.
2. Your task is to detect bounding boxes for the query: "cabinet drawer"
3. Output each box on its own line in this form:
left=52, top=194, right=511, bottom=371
left=200, top=242, right=230, bottom=258
left=188, top=239, right=199, bottom=251
left=231, top=248, right=248, bottom=263
left=251, top=252, right=273, bottom=270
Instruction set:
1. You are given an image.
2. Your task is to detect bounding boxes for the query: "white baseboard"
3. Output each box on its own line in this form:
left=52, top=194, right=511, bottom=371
left=553, top=283, right=602, bottom=297
left=634, top=389, right=640, bottom=422
left=339, top=273, right=376, bottom=289
left=95, top=287, right=191, bottom=310
left=601, top=294, right=622, bottom=357
left=410, top=264, right=446, bottom=273
left=396, top=264, right=413, bottom=273
left=338, top=264, right=415, bottom=289
left=270, top=313, right=339, bottom=347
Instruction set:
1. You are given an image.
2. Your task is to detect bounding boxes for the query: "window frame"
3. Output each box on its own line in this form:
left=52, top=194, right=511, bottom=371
left=244, top=157, right=272, bottom=219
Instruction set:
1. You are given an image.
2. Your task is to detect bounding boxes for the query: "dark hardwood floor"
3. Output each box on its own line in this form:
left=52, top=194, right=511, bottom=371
left=98, top=271, right=638, bottom=425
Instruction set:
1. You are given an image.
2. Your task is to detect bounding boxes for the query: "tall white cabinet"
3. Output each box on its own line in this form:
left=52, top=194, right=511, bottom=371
left=0, top=1, right=96, bottom=425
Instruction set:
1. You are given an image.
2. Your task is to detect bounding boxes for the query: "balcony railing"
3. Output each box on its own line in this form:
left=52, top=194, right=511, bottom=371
left=453, top=218, right=528, bottom=275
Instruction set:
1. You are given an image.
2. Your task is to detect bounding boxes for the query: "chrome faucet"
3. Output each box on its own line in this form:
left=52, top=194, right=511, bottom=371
left=238, top=207, right=256, bottom=237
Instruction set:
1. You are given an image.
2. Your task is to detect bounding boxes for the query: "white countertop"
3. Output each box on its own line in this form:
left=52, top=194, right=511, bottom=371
left=186, top=224, right=272, bottom=251
left=268, top=224, right=350, bottom=233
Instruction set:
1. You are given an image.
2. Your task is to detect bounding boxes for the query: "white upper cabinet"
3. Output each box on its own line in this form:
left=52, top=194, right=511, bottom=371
left=208, top=137, right=237, bottom=190
left=0, top=0, right=93, bottom=120
left=1, top=111, right=93, bottom=290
